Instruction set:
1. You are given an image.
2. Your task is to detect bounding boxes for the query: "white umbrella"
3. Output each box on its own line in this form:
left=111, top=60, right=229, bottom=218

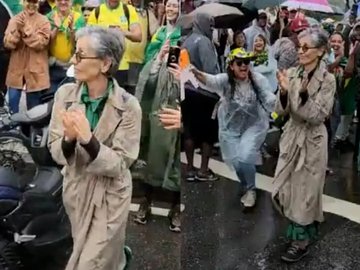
left=281, top=0, right=334, bottom=13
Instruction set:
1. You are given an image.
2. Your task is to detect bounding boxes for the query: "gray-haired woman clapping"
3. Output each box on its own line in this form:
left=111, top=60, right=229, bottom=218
left=48, top=26, right=142, bottom=270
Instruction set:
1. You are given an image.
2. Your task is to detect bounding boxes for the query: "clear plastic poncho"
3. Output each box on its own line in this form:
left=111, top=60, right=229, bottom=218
left=201, top=71, right=276, bottom=167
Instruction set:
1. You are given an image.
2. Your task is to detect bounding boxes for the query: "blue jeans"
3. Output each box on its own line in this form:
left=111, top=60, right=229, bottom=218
left=233, top=161, right=256, bottom=191
left=8, top=88, right=45, bottom=114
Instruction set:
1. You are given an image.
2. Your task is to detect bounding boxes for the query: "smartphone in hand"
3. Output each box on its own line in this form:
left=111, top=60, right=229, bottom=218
left=167, top=46, right=181, bottom=67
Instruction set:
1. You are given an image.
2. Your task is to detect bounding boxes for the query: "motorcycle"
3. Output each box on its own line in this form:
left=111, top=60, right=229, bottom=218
left=0, top=74, right=74, bottom=269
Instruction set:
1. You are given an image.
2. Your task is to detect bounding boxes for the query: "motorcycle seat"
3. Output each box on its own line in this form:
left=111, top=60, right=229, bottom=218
left=0, top=167, right=27, bottom=190
left=11, top=101, right=53, bottom=126
left=0, top=199, right=18, bottom=216
left=26, top=167, right=62, bottom=196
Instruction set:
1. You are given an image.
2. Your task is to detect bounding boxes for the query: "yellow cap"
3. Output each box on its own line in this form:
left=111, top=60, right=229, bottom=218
left=227, top=48, right=255, bottom=64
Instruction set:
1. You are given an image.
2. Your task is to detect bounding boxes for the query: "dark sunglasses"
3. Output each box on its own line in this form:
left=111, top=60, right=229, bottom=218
left=26, top=0, right=39, bottom=3
left=73, top=51, right=99, bottom=63
left=298, top=44, right=318, bottom=53
left=234, top=58, right=251, bottom=66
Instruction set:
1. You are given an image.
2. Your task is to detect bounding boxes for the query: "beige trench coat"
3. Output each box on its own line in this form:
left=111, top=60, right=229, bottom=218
left=48, top=80, right=142, bottom=270
left=272, top=62, right=336, bottom=226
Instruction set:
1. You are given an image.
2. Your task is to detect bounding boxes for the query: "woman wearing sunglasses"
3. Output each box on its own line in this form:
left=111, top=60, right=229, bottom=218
left=48, top=26, right=142, bottom=270
left=273, top=28, right=336, bottom=262
left=192, top=48, right=276, bottom=208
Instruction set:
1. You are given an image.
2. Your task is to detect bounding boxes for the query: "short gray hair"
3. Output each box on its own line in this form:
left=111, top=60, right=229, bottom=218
left=76, top=26, right=125, bottom=76
left=298, top=28, right=329, bottom=50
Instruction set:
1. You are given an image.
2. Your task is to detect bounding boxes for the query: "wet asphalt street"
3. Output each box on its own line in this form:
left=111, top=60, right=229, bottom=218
left=36, top=146, right=360, bottom=270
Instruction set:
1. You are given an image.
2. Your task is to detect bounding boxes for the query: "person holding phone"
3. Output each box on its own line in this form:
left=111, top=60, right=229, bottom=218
left=133, top=20, right=182, bottom=231
left=159, top=62, right=182, bottom=130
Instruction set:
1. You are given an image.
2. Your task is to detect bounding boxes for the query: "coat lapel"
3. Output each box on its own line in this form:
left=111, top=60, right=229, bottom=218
left=93, top=79, right=127, bottom=143
left=63, top=83, right=86, bottom=115
left=306, top=63, right=325, bottom=97
left=290, top=63, right=326, bottom=98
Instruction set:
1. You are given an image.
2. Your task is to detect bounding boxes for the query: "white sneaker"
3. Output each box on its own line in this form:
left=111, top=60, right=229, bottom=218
left=241, top=190, right=256, bottom=208
left=240, top=192, right=247, bottom=204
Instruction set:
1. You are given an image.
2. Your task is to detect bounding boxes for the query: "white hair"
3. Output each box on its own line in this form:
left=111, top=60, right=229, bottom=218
left=76, top=26, right=125, bottom=76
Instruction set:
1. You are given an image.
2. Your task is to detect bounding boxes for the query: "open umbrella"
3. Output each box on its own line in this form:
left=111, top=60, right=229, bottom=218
left=177, top=3, right=243, bottom=29
left=281, top=0, right=335, bottom=13
left=208, top=0, right=286, bottom=11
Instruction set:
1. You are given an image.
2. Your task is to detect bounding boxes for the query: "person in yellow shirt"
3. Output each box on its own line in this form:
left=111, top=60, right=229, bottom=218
left=47, top=0, right=86, bottom=93
left=87, top=0, right=142, bottom=94
left=126, top=0, right=159, bottom=95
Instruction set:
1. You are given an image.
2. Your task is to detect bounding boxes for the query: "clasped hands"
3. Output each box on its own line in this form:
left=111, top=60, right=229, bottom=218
left=61, top=109, right=92, bottom=144
left=53, top=13, right=75, bottom=31
left=16, top=11, right=34, bottom=37
left=277, top=69, right=308, bottom=95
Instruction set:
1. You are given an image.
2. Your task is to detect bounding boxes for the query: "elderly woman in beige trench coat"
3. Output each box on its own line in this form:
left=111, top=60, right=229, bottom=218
left=272, top=28, right=336, bottom=263
left=48, top=26, right=141, bottom=270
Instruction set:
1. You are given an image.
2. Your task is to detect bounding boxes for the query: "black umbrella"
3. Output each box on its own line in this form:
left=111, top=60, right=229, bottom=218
left=179, top=2, right=258, bottom=29
left=177, top=3, right=244, bottom=29
left=204, top=0, right=259, bottom=29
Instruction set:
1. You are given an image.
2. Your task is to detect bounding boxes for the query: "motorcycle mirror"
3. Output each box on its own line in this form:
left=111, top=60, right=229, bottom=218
left=66, top=65, right=75, bottom=78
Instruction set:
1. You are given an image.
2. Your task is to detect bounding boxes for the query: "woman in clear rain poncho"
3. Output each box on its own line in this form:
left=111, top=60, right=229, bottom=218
left=273, top=28, right=335, bottom=262
left=192, top=48, right=276, bottom=208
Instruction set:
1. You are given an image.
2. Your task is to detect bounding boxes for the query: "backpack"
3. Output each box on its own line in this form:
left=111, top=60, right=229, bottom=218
left=94, top=4, right=152, bottom=41
left=95, top=3, right=130, bottom=30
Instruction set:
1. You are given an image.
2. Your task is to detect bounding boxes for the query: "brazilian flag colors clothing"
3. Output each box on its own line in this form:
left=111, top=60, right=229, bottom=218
left=47, top=10, right=86, bottom=62
left=144, top=25, right=181, bottom=63
left=87, top=2, right=140, bottom=71
left=80, top=80, right=113, bottom=131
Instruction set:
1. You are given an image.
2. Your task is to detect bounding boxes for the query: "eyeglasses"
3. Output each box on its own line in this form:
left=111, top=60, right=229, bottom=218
left=298, top=44, right=318, bottom=53
left=73, top=52, right=99, bottom=63
left=26, top=0, right=39, bottom=3
left=234, top=58, right=251, bottom=66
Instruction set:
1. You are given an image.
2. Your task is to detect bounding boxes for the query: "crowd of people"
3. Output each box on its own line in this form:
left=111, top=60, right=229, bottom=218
left=1, top=0, right=181, bottom=269
left=182, top=6, right=359, bottom=263
left=1, top=0, right=360, bottom=268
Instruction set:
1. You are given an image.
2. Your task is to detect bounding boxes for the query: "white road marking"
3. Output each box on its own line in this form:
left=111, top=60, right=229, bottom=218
left=181, top=153, right=360, bottom=224
left=130, top=203, right=185, bottom=217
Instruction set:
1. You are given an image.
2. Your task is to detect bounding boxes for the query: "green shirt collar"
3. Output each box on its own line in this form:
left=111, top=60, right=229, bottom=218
left=80, top=79, right=113, bottom=130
